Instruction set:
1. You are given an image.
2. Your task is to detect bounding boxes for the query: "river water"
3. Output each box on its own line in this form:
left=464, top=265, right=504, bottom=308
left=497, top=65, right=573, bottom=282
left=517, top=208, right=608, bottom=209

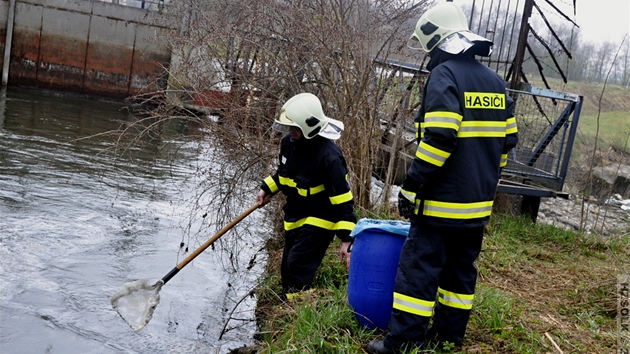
left=0, top=87, right=267, bottom=353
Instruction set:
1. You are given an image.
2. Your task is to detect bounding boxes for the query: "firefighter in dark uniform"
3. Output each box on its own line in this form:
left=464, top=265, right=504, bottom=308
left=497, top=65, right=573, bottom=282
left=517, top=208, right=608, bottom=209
left=256, top=92, right=356, bottom=300
left=368, top=2, right=518, bottom=353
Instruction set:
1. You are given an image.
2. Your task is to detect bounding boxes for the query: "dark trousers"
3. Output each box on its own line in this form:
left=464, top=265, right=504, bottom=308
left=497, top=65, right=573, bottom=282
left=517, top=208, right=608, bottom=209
left=281, top=225, right=335, bottom=294
left=384, top=219, right=484, bottom=349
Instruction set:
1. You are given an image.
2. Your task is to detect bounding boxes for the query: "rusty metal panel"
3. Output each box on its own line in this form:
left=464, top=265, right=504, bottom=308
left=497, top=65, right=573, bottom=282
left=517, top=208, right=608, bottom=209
left=84, top=15, right=135, bottom=97
left=9, top=1, right=43, bottom=87
left=37, top=6, right=89, bottom=92
left=128, top=23, right=170, bottom=97
left=0, top=0, right=174, bottom=100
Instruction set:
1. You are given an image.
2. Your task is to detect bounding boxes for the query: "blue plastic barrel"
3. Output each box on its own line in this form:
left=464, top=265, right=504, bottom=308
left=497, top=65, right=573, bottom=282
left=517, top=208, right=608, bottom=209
left=347, top=219, right=409, bottom=331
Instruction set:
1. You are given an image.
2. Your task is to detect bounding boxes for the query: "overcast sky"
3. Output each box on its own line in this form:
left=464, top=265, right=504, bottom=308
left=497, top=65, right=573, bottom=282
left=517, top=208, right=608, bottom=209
left=453, top=0, right=629, bottom=44
left=564, top=0, right=629, bottom=43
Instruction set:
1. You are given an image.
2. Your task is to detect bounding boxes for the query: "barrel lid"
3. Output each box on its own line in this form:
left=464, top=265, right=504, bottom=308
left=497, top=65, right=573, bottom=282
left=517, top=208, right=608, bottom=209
left=350, top=218, right=410, bottom=238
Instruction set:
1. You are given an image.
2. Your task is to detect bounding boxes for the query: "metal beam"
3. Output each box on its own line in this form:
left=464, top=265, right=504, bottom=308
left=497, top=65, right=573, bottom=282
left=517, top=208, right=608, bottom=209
left=2, top=0, right=16, bottom=86
left=509, top=0, right=533, bottom=89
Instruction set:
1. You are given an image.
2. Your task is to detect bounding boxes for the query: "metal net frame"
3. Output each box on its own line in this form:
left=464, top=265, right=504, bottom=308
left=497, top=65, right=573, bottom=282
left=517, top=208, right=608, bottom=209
left=503, top=85, right=583, bottom=191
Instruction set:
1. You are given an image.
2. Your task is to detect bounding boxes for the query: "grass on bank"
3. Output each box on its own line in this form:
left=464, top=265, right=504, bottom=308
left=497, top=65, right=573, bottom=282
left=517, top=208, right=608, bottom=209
left=253, top=213, right=629, bottom=353
left=577, top=111, right=630, bottom=152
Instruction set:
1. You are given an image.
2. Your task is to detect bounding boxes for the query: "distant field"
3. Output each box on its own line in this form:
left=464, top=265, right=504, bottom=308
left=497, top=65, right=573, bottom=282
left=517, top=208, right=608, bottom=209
left=576, top=111, right=630, bottom=150
left=527, top=78, right=630, bottom=114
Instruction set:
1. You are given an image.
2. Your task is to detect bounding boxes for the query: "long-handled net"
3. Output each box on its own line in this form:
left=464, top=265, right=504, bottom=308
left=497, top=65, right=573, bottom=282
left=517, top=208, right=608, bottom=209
left=110, top=203, right=260, bottom=331
left=111, top=279, right=164, bottom=332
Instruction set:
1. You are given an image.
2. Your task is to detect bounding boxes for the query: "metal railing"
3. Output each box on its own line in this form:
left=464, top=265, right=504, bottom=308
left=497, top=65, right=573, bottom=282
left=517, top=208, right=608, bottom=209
left=95, top=0, right=167, bottom=10
left=501, top=84, right=583, bottom=194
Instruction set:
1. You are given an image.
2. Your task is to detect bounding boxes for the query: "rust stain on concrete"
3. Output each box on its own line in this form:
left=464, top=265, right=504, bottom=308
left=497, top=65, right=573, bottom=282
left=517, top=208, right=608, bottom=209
left=37, top=34, right=87, bottom=92
left=84, top=42, right=134, bottom=97
left=2, top=2, right=172, bottom=101
left=9, top=30, right=41, bottom=87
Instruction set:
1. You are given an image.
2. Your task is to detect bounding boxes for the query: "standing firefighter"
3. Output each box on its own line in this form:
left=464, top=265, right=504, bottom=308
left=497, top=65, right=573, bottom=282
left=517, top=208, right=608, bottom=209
left=368, top=2, right=518, bottom=353
left=256, top=92, right=356, bottom=300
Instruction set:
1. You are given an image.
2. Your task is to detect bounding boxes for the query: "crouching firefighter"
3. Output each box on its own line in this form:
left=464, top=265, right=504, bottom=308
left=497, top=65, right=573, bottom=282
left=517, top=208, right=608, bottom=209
left=256, top=92, right=357, bottom=300
left=368, top=2, right=518, bottom=353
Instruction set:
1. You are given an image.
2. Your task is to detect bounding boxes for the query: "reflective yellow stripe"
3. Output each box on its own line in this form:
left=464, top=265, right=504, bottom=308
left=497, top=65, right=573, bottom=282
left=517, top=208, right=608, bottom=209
left=464, top=92, right=506, bottom=109
left=278, top=176, right=325, bottom=196
left=329, top=191, right=353, bottom=205
left=284, top=217, right=356, bottom=232
left=393, top=292, right=434, bottom=317
left=425, top=111, right=463, bottom=120
left=457, top=121, right=507, bottom=138
left=285, top=289, right=314, bottom=301
left=308, top=184, right=325, bottom=195
left=500, top=153, right=508, bottom=167
left=437, top=288, right=474, bottom=310
left=424, top=111, right=463, bottom=130
left=415, top=121, right=421, bottom=139
left=400, top=188, right=416, bottom=203
left=416, top=141, right=451, bottom=167
left=423, top=200, right=493, bottom=219
left=264, top=176, right=279, bottom=194
left=506, top=116, right=518, bottom=134
left=278, top=176, right=296, bottom=188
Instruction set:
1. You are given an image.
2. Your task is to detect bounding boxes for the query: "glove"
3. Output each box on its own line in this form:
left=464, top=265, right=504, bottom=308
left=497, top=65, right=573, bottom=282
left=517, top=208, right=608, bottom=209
left=397, top=177, right=422, bottom=219
left=398, top=191, right=415, bottom=219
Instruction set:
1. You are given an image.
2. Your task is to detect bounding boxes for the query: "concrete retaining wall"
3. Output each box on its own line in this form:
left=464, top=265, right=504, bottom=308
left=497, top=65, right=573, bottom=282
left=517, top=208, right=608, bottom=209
left=0, top=0, right=176, bottom=100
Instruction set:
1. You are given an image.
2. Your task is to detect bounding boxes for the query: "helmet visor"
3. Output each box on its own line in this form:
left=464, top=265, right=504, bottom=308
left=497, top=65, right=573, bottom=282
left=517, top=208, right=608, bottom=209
left=272, top=121, right=291, bottom=134
left=274, top=107, right=300, bottom=133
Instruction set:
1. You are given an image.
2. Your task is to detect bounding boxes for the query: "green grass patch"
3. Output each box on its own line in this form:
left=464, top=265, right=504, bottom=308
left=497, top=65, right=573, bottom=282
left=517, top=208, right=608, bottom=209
left=577, top=111, right=630, bottom=151
left=254, top=213, right=629, bottom=353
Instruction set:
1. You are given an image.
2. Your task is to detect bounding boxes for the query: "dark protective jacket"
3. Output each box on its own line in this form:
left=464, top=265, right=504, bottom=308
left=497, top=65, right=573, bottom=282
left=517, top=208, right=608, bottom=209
left=261, top=135, right=356, bottom=241
left=406, top=55, right=518, bottom=227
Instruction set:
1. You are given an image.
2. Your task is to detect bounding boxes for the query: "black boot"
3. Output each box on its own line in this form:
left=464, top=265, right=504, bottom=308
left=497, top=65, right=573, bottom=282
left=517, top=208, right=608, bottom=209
left=367, top=340, right=394, bottom=354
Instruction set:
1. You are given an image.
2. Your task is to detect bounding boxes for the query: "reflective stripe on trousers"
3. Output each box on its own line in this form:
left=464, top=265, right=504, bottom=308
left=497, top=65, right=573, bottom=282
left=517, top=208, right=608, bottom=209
left=384, top=219, right=484, bottom=349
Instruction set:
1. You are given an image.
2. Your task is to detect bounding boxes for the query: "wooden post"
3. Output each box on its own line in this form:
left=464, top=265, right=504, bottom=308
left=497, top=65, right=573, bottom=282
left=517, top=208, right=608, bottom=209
left=2, top=0, right=16, bottom=86
left=509, top=0, right=534, bottom=90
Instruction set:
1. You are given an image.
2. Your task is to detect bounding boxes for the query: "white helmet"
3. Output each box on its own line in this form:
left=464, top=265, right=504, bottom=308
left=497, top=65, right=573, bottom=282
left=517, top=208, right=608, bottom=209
left=274, top=93, right=344, bottom=140
left=409, top=2, right=492, bottom=55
